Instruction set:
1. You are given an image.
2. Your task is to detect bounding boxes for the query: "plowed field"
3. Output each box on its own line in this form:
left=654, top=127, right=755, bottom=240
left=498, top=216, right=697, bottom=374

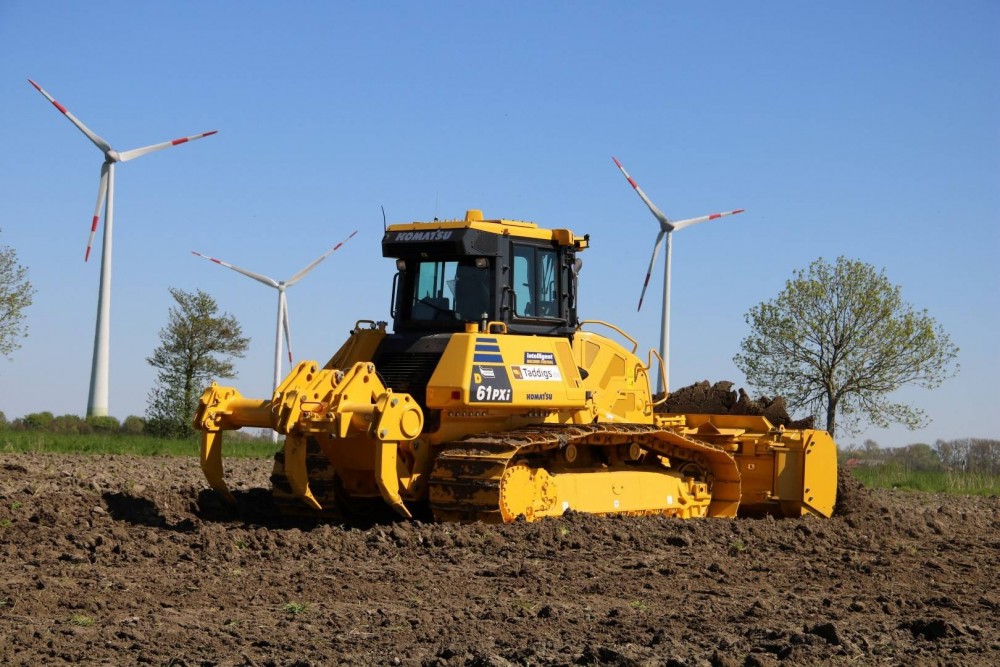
left=1, top=453, right=998, bottom=666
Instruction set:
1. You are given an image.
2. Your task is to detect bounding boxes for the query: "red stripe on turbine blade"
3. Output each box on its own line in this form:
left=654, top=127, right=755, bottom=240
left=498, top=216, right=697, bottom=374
left=54, top=101, right=68, bottom=114
left=91, top=216, right=99, bottom=232
left=211, top=258, right=222, bottom=264
left=333, top=243, right=343, bottom=250
left=28, top=79, right=41, bottom=91
left=709, top=214, right=721, bottom=220
left=287, top=351, right=293, bottom=363
left=171, top=137, right=190, bottom=146
left=733, top=209, right=745, bottom=214
left=627, top=177, right=638, bottom=189
left=203, top=131, right=218, bottom=137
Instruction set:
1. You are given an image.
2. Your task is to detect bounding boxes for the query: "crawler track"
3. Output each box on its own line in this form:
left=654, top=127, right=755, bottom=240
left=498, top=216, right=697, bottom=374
left=428, top=423, right=742, bottom=522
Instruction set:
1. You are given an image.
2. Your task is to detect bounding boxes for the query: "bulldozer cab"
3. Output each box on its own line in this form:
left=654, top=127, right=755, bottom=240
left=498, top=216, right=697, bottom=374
left=383, top=210, right=587, bottom=338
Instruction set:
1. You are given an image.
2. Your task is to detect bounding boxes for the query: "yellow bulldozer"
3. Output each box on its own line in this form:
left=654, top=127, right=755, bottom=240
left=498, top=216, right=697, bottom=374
left=194, top=210, right=837, bottom=522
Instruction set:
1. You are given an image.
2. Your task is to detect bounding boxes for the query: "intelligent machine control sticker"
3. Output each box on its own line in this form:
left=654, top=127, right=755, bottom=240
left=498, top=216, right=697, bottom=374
left=523, top=351, right=556, bottom=365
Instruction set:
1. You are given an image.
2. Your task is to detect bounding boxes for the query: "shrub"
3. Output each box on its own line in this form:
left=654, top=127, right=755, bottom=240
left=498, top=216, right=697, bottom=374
left=121, top=415, right=145, bottom=435
left=143, top=415, right=177, bottom=439
left=21, top=412, right=54, bottom=431
left=50, top=414, right=90, bottom=435
left=86, top=415, right=121, bottom=434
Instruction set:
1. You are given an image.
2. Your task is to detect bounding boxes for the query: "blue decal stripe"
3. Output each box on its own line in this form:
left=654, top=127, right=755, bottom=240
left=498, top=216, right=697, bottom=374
left=475, top=344, right=501, bottom=352
left=478, top=337, right=498, bottom=343
left=473, top=354, right=504, bottom=363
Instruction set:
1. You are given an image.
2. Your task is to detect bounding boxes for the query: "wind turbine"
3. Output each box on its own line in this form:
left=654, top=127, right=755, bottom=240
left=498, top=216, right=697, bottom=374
left=28, top=79, right=217, bottom=418
left=192, top=230, right=357, bottom=440
left=612, top=156, right=744, bottom=395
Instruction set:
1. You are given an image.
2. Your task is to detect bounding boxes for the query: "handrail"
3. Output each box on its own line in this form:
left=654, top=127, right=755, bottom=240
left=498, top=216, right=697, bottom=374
left=646, top=348, right=668, bottom=407
left=576, top=319, right=638, bottom=353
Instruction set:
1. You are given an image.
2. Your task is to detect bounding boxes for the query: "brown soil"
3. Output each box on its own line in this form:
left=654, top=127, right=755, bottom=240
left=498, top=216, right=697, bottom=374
left=1, top=453, right=998, bottom=666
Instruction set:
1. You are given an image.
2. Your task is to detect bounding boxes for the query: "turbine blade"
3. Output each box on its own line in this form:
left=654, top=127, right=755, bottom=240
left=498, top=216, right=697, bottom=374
left=286, top=229, right=358, bottom=286
left=85, top=164, right=110, bottom=262
left=612, top=156, right=672, bottom=231
left=190, top=251, right=279, bottom=288
left=638, top=230, right=666, bottom=311
left=282, top=302, right=293, bottom=365
left=28, top=79, right=114, bottom=155
left=671, top=209, right=745, bottom=232
left=118, top=130, right=219, bottom=162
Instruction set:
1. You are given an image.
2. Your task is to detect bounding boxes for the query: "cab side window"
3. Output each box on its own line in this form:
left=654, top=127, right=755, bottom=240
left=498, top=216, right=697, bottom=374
left=512, top=245, right=558, bottom=319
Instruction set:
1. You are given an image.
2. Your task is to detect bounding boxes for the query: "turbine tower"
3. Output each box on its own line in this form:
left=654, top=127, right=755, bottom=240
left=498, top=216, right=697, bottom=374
left=613, top=156, right=744, bottom=395
left=192, top=230, right=357, bottom=441
left=29, top=79, right=217, bottom=417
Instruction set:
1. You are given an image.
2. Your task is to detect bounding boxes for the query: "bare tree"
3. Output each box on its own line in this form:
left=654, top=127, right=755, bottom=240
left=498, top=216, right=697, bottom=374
left=735, top=257, right=958, bottom=437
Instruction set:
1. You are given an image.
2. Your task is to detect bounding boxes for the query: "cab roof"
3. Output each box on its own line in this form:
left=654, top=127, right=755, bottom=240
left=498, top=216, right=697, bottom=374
left=386, top=209, right=588, bottom=249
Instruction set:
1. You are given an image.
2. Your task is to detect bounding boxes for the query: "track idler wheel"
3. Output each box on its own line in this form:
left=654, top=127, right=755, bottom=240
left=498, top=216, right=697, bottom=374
left=498, top=464, right=558, bottom=522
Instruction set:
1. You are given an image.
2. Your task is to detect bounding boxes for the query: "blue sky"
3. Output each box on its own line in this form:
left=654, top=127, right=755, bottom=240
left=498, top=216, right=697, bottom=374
left=1, top=2, right=997, bottom=447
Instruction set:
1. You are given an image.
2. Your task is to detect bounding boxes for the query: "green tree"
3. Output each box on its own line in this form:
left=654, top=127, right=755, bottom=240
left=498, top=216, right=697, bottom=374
left=146, top=288, right=249, bottom=438
left=734, top=257, right=958, bottom=437
left=0, top=229, right=35, bottom=359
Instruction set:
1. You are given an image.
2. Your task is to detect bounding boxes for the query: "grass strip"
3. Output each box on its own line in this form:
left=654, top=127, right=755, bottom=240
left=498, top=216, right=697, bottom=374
left=0, top=431, right=278, bottom=459
left=850, top=463, right=1000, bottom=496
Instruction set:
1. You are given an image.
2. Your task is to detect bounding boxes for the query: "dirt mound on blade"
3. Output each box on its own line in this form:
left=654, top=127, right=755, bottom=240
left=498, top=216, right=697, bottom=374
left=659, top=380, right=816, bottom=429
